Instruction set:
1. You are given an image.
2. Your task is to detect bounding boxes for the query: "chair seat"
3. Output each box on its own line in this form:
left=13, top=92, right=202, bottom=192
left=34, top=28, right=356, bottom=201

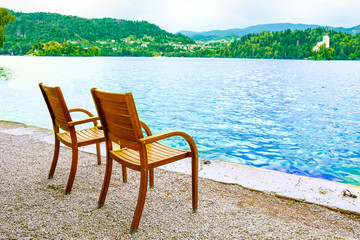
left=57, top=127, right=105, bottom=147
left=110, top=142, right=190, bottom=169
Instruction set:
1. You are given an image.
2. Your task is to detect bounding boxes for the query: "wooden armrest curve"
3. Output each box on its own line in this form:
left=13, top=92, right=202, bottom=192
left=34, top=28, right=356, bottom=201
left=68, top=116, right=100, bottom=126
left=139, top=130, right=198, bottom=154
left=140, top=121, right=152, bottom=136
left=69, top=108, right=95, bottom=117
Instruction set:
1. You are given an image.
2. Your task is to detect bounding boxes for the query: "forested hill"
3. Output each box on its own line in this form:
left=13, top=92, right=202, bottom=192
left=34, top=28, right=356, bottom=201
left=181, top=23, right=360, bottom=41
left=1, top=11, right=194, bottom=55
left=1, top=10, right=360, bottom=60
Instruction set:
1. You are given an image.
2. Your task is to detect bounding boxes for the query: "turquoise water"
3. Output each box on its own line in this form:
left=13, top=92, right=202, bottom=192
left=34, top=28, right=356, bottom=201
left=1, top=56, right=360, bottom=185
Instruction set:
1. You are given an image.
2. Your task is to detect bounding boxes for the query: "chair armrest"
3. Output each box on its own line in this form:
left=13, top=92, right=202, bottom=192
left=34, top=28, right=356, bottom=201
left=139, top=130, right=198, bottom=155
left=68, top=108, right=99, bottom=127
left=68, top=116, right=100, bottom=126
left=140, top=121, right=152, bottom=136
left=69, top=108, right=95, bottom=117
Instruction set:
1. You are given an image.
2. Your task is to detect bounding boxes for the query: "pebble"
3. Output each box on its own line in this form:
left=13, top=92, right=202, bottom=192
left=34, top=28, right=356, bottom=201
left=0, top=121, right=359, bottom=239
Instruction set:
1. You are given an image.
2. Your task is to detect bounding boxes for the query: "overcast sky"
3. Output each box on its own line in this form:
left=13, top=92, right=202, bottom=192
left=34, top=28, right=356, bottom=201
left=1, top=0, right=360, bottom=33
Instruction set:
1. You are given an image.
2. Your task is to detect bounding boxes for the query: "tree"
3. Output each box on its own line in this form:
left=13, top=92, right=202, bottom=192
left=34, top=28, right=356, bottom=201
left=311, top=44, right=334, bottom=60
left=0, top=8, right=15, bottom=48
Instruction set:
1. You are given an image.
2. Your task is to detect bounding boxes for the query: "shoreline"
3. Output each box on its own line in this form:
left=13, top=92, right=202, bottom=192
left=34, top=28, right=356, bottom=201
left=1, top=120, right=360, bottom=238
left=1, top=120, right=360, bottom=215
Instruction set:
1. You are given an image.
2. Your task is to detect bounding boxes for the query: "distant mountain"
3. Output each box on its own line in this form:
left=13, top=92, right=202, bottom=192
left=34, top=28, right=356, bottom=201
left=332, top=25, right=360, bottom=36
left=180, top=23, right=360, bottom=41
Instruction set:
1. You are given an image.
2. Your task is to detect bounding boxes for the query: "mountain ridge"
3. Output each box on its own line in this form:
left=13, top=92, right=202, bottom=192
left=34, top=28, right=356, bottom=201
left=180, top=23, right=360, bottom=41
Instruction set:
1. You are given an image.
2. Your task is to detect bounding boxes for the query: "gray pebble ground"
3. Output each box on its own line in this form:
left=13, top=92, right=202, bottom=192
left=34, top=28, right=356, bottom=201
left=0, top=121, right=359, bottom=239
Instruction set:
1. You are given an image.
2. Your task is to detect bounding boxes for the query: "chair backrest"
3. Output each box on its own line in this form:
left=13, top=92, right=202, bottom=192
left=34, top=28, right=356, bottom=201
left=39, top=83, right=72, bottom=131
left=91, top=88, right=144, bottom=150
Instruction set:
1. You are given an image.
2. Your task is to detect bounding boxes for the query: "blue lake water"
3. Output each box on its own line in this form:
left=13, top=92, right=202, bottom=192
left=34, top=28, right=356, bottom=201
left=1, top=56, right=360, bottom=186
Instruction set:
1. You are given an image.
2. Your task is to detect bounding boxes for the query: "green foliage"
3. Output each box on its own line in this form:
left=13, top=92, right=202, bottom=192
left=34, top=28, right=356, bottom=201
left=1, top=11, right=194, bottom=55
left=27, top=41, right=101, bottom=56
left=23, top=27, right=360, bottom=60
left=220, top=28, right=360, bottom=60
left=181, top=23, right=360, bottom=42
left=311, top=44, right=335, bottom=60
left=1, top=11, right=360, bottom=60
left=0, top=8, right=15, bottom=48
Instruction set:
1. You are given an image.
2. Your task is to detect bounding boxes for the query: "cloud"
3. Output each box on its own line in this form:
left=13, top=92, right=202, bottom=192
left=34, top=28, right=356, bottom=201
left=142, top=0, right=225, bottom=31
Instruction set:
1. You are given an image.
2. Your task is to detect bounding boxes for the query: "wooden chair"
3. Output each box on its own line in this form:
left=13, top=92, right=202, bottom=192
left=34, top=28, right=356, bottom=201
left=91, top=88, right=198, bottom=233
left=39, top=83, right=105, bottom=194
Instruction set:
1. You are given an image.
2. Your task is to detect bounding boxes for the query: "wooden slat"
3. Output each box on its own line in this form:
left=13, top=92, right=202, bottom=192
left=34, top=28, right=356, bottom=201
left=78, top=128, right=104, bottom=142
left=47, top=94, right=61, bottom=103
left=42, top=86, right=57, bottom=95
left=101, top=104, right=129, bottom=116
left=110, top=151, right=140, bottom=171
left=111, top=149, right=140, bottom=164
left=54, top=119, right=70, bottom=131
left=149, top=142, right=186, bottom=155
left=108, top=133, right=140, bottom=151
left=97, top=91, right=127, bottom=102
left=58, top=132, right=71, bottom=143
left=48, top=98, right=69, bottom=126
left=148, top=144, right=188, bottom=167
left=52, top=111, right=68, bottom=124
left=107, top=124, right=137, bottom=142
left=104, top=118, right=133, bottom=133
left=99, top=98, right=128, bottom=109
left=108, top=132, right=123, bottom=144
left=118, top=139, right=141, bottom=151
left=48, top=96, right=67, bottom=112
left=105, top=120, right=134, bottom=134
left=124, top=93, right=143, bottom=140
left=118, top=148, right=141, bottom=162
left=103, top=111, right=132, bottom=128
left=77, top=130, right=95, bottom=141
left=57, top=127, right=104, bottom=146
left=145, top=144, right=171, bottom=159
left=50, top=104, right=64, bottom=114
left=40, top=84, right=71, bottom=131
left=85, top=128, right=103, bottom=138
left=110, top=142, right=188, bottom=168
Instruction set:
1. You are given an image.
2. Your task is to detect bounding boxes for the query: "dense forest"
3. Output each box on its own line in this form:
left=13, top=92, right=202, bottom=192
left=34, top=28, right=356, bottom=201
left=174, top=28, right=360, bottom=60
left=1, top=11, right=360, bottom=60
left=1, top=11, right=194, bottom=56
left=217, top=28, right=360, bottom=60
left=180, top=23, right=360, bottom=41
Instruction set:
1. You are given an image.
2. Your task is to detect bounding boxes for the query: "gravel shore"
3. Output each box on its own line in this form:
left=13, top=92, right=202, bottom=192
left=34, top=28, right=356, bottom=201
left=0, top=120, right=359, bottom=239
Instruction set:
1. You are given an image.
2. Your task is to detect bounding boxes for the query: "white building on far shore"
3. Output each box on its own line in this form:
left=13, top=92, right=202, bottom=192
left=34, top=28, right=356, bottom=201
left=313, top=29, right=330, bottom=51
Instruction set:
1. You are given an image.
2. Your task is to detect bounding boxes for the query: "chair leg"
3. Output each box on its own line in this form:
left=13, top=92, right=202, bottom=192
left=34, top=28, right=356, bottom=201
left=122, top=165, right=127, bottom=183
left=130, top=169, right=148, bottom=234
left=48, top=138, right=60, bottom=179
left=149, top=169, right=154, bottom=189
left=96, top=142, right=101, bottom=165
left=192, top=154, right=199, bottom=212
left=65, top=146, right=78, bottom=194
left=98, top=155, right=113, bottom=208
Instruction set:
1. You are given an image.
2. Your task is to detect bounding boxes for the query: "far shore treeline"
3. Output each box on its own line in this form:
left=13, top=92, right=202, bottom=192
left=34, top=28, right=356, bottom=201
left=1, top=10, right=360, bottom=60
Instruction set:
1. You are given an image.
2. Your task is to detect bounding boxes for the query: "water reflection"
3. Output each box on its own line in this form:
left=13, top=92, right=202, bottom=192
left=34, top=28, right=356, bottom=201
left=1, top=56, right=360, bottom=185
